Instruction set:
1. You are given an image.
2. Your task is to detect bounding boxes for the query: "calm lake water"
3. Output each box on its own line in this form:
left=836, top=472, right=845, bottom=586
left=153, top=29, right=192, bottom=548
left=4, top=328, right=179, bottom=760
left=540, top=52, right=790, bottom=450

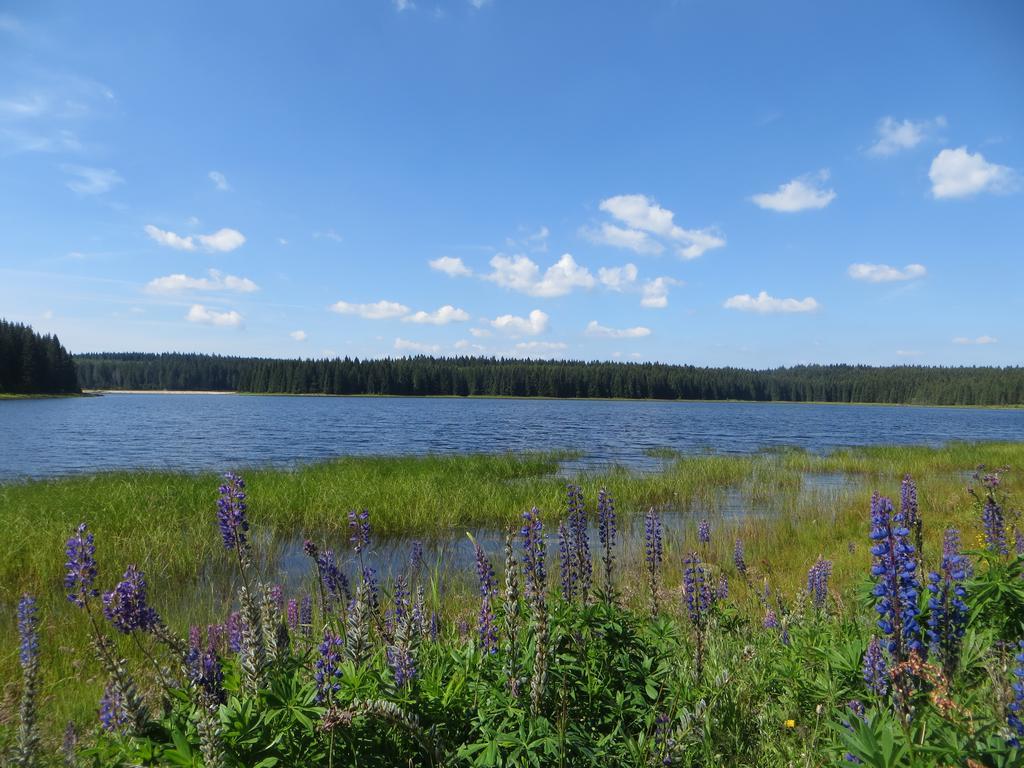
left=1, top=393, right=1022, bottom=482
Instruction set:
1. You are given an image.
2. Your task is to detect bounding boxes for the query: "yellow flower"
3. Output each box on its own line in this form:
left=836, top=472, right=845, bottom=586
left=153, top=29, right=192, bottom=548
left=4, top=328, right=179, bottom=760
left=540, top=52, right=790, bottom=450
left=784, top=719, right=796, bottom=729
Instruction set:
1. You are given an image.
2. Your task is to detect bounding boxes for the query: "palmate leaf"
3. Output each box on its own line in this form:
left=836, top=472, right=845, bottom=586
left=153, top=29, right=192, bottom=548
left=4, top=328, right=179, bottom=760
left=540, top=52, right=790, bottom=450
left=833, top=710, right=911, bottom=768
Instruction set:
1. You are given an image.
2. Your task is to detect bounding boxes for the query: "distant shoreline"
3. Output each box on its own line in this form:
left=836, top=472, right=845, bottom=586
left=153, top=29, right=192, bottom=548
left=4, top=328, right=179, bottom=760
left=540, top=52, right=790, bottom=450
left=79, top=389, right=1024, bottom=410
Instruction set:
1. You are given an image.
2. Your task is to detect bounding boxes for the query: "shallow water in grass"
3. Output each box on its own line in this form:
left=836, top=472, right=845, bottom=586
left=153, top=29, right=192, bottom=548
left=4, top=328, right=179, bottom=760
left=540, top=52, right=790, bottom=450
left=2, top=393, right=1023, bottom=480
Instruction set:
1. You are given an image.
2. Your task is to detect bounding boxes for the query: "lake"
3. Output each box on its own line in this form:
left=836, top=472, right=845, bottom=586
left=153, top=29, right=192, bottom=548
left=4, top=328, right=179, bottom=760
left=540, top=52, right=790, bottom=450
left=1, top=393, right=1022, bottom=482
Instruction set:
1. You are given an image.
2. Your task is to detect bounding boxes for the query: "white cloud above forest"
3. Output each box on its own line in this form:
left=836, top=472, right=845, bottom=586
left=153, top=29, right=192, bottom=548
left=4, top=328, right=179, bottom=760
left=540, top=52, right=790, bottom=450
left=144, top=225, right=246, bottom=253
left=185, top=304, right=242, bottom=327
left=723, top=291, right=820, bottom=314
left=584, top=320, right=651, bottom=339
left=751, top=170, right=836, bottom=212
left=330, top=299, right=410, bottom=319
left=585, top=194, right=725, bottom=259
left=402, top=305, right=470, bottom=325
left=145, top=269, right=259, bottom=294
left=929, top=147, right=1015, bottom=199
left=490, top=309, right=549, bottom=336
left=847, top=263, right=926, bottom=283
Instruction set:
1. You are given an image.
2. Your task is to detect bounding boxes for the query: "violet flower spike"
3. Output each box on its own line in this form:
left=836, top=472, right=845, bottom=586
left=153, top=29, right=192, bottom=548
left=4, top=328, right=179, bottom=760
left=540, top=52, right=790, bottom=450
left=65, top=523, right=98, bottom=608
left=216, top=472, right=249, bottom=552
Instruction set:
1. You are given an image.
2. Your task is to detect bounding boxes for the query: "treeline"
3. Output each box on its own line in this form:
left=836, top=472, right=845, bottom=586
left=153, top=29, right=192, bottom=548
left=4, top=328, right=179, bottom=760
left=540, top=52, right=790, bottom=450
left=0, top=320, right=79, bottom=394
left=72, top=352, right=1024, bottom=406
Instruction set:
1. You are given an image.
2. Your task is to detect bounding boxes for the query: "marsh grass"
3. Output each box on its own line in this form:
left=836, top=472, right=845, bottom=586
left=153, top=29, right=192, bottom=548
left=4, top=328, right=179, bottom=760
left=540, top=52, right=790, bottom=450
left=0, top=441, right=1020, bottom=737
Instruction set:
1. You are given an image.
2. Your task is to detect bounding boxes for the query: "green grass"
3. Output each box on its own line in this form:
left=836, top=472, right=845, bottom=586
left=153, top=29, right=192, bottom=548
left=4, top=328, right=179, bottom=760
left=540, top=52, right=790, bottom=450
left=0, top=441, right=1021, bottom=738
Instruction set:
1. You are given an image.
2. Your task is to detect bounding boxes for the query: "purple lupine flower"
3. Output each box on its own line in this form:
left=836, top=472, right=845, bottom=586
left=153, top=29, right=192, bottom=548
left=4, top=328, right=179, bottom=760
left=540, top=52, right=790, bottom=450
left=65, top=523, right=98, bottom=608
left=733, top=539, right=747, bottom=578
left=900, top=474, right=919, bottom=529
left=216, top=472, right=249, bottom=551
left=299, top=595, right=313, bottom=636
left=269, top=584, right=284, bottom=609
left=566, top=484, right=592, bottom=599
left=102, top=565, right=159, bottom=634
left=393, top=575, right=410, bottom=623
left=286, top=599, right=299, bottom=631
left=1016, top=527, right=1024, bottom=556
left=188, top=625, right=202, bottom=652
left=697, top=519, right=711, bottom=545
left=17, top=594, right=39, bottom=670
left=862, top=636, right=888, bottom=696
left=520, top=507, right=547, bottom=606
left=314, top=630, right=344, bottom=703
left=361, top=566, right=379, bottom=613
left=207, top=624, right=224, bottom=653
left=348, top=508, right=371, bottom=555
left=226, top=611, right=242, bottom=653
left=472, top=539, right=498, bottom=653
left=409, top=540, right=424, bottom=572
left=1008, top=641, right=1024, bottom=746
left=302, top=539, right=318, bottom=558
left=387, top=642, right=416, bottom=687
left=645, top=508, right=663, bottom=581
left=926, top=529, right=969, bottom=677
left=869, top=493, right=922, bottom=661
left=682, top=553, right=711, bottom=629
left=653, top=711, right=675, bottom=765
left=716, top=574, right=729, bottom=601
left=317, top=550, right=351, bottom=607
left=429, top=611, right=440, bottom=641
left=982, top=496, right=1008, bottom=555
left=806, top=557, right=833, bottom=610
left=597, top=489, right=616, bottom=588
left=190, top=651, right=225, bottom=704
left=557, top=522, right=576, bottom=601
left=762, top=608, right=778, bottom=629
left=99, top=682, right=129, bottom=733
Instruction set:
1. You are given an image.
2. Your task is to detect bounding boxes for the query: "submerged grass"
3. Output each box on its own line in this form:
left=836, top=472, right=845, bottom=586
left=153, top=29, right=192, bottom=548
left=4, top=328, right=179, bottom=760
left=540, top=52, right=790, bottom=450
left=0, top=441, right=1021, bottom=737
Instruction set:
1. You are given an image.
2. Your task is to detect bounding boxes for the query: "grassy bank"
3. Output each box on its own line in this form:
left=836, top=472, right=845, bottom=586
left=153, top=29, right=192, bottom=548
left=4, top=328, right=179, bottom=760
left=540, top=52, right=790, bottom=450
left=0, top=442, right=1021, bottom=744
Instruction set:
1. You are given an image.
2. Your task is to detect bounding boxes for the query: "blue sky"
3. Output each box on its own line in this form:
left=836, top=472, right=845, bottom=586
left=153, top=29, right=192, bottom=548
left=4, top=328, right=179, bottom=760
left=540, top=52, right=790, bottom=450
left=1, top=1, right=1022, bottom=367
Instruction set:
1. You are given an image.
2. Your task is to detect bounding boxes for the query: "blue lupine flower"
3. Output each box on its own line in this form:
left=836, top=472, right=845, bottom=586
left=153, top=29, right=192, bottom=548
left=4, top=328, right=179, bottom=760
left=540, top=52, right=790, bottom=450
left=314, top=630, right=344, bottom=703
left=862, top=636, right=888, bottom=696
left=99, top=682, right=129, bottom=733
left=361, top=566, right=379, bottom=613
left=762, top=608, right=778, bottom=630
left=900, top=474, right=918, bottom=530
left=286, top=598, right=299, bottom=631
left=216, top=472, right=249, bottom=551
left=520, top=507, right=547, bottom=606
left=387, top=641, right=416, bottom=687
left=348, top=508, right=371, bottom=555
left=806, top=557, right=832, bottom=610
left=392, top=575, right=410, bottom=625
left=558, top=522, right=576, bottom=601
left=869, top=493, right=922, bottom=661
left=1008, top=640, right=1024, bottom=746
left=190, top=651, right=225, bottom=704
left=472, top=539, right=499, bottom=653
left=716, top=575, right=729, bottom=601
left=733, top=539, right=747, bottom=578
left=653, top=711, right=676, bottom=766
left=597, top=489, right=616, bottom=587
left=645, top=507, right=663, bottom=593
left=316, top=549, right=351, bottom=608
left=65, top=523, right=98, bottom=608
left=982, top=496, right=1008, bottom=555
left=683, top=553, right=711, bottom=629
left=226, top=611, right=242, bottom=653
left=409, top=540, right=424, bottom=572
left=17, top=594, right=39, bottom=670
left=927, top=528, right=969, bottom=676
left=697, top=519, right=711, bottom=545
left=102, top=565, right=159, bottom=634
left=566, top=484, right=592, bottom=598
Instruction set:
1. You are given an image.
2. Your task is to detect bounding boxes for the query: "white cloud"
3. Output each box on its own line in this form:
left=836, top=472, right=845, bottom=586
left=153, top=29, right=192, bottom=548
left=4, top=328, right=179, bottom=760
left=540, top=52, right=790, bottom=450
left=403, top=305, right=470, bottom=325
left=597, top=263, right=639, bottom=291
left=723, top=291, right=820, bottom=314
left=197, top=228, right=246, bottom=252
left=394, top=337, right=440, bottom=354
left=584, top=320, right=651, bottom=339
left=515, top=341, right=567, bottom=353
left=490, top=309, right=549, bottom=336
left=394, top=0, right=414, bottom=9
left=290, top=330, right=307, bottom=341
left=144, top=224, right=196, bottom=251
left=640, top=277, right=680, bottom=309
left=208, top=170, right=230, bottom=191
left=929, top=147, right=1015, bottom=199
left=329, top=299, right=410, bottom=319
left=185, top=304, right=242, bottom=327
left=847, top=263, right=927, bottom=283
left=469, top=0, right=490, bottom=7
left=454, top=340, right=487, bottom=352
left=278, top=237, right=288, bottom=246
left=469, top=327, right=492, bottom=338
left=41, top=309, right=53, bottom=320
left=751, top=170, right=836, bottom=212
left=144, top=225, right=245, bottom=252
left=429, top=256, right=472, bottom=277
left=867, top=116, right=945, bottom=157
left=146, top=269, right=259, bottom=294
left=486, top=253, right=595, bottom=297
left=584, top=223, right=664, bottom=255
left=62, top=165, right=123, bottom=195
left=594, top=194, right=725, bottom=259
left=313, top=229, right=343, bottom=242
left=952, top=335, right=997, bottom=345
